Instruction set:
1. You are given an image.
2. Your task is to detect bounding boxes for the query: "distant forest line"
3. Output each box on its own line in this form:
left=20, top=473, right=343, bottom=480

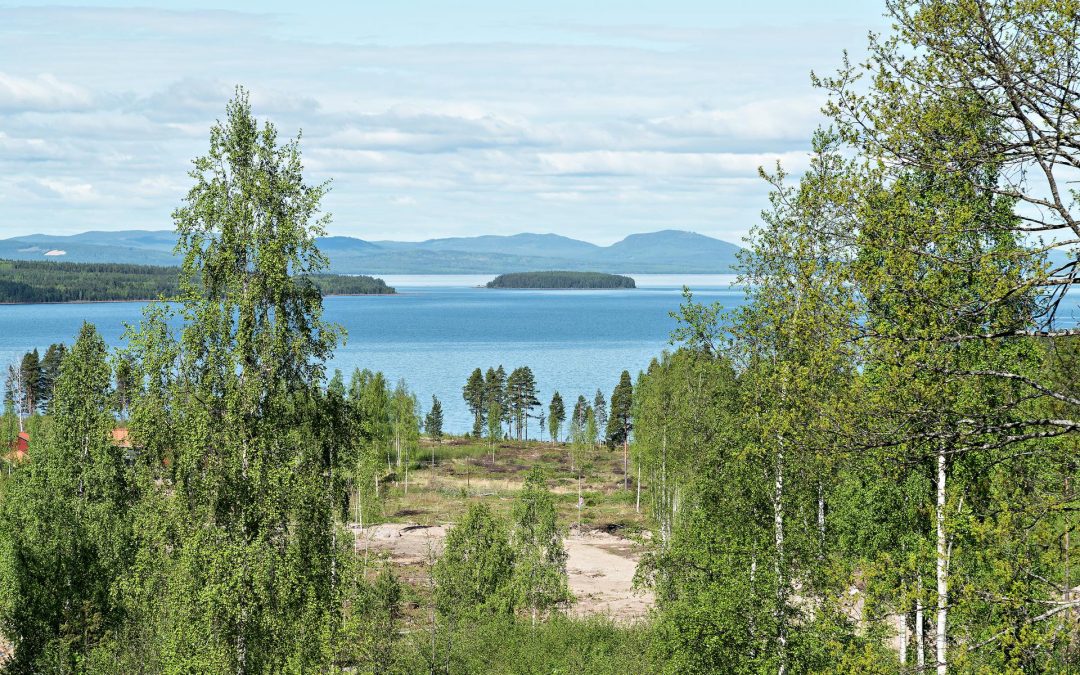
left=0, top=259, right=395, bottom=303
left=486, top=271, right=636, bottom=289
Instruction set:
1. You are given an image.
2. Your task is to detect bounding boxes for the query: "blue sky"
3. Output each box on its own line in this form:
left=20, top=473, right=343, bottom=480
left=0, top=1, right=887, bottom=244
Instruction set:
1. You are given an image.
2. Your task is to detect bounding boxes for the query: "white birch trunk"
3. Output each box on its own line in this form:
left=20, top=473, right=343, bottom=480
left=774, top=443, right=787, bottom=675
left=935, top=447, right=948, bottom=675
left=817, top=480, right=825, bottom=559
left=916, top=574, right=925, bottom=671
left=898, top=611, right=908, bottom=667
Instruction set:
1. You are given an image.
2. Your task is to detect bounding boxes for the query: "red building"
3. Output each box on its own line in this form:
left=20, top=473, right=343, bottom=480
left=8, top=432, right=29, bottom=461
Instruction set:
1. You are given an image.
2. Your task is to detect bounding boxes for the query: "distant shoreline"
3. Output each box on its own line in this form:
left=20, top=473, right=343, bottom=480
left=0, top=292, right=398, bottom=306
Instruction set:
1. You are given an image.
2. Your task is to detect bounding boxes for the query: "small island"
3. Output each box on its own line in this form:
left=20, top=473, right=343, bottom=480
left=485, top=271, right=636, bottom=289
left=0, top=259, right=395, bottom=303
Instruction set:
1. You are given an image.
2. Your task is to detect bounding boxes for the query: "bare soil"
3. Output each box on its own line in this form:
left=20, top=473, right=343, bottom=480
left=353, top=522, right=653, bottom=622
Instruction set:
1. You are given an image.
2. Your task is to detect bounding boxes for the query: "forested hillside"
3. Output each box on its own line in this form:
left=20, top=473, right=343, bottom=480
left=0, top=259, right=394, bottom=302
left=486, top=271, right=636, bottom=289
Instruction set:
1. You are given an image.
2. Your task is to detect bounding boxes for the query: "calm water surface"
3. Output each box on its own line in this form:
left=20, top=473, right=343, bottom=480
left=0, top=275, right=744, bottom=433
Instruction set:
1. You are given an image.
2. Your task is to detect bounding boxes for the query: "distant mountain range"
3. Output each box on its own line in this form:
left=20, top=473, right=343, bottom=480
left=0, top=229, right=743, bottom=274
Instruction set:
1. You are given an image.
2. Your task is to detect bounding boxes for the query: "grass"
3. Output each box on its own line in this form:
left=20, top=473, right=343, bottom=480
left=371, top=436, right=649, bottom=534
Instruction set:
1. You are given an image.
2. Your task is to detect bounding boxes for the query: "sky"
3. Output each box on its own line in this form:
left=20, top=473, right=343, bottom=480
left=0, top=1, right=889, bottom=244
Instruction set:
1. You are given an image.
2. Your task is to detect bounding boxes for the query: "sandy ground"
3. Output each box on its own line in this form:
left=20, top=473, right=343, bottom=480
left=353, top=523, right=653, bottom=621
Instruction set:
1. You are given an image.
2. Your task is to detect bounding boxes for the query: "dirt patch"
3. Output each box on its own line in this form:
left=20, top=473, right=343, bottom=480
left=354, top=522, right=653, bottom=622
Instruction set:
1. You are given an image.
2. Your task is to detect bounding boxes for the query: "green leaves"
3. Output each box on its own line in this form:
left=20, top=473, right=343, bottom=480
left=434, top=504, right=517, bottom=619
left=0, top=323, right=133, bottom=670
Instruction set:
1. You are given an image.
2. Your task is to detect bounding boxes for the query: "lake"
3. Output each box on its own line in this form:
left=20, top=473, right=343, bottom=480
left=0, top=274, right=745, bottom=433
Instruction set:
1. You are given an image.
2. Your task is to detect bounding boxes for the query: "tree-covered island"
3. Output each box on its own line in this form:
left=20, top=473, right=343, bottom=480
left=0, top=259, right=395, bottom=303
left=486, top=271, right=635, bottom=289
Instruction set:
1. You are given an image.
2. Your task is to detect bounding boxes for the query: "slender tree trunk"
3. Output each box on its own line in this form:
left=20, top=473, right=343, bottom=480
left=916, top=574, right=925, bottom=671
left=623, top=438, right=628, bottom=490
left=899, top=611, right=908, bottom=668
left=1066, top=475, right=1072, bottom=622
left=661, top=432, right=668, bottom=546
left=636, top=463, right=641, bottom=513
left=577, top=474, right=582, bottom=529
left=330, top=449, right=337, bottom=592
left=774, top=442, right=787, bottom=675
left=935, top=447, right=948, bottom=675
left=749, top=552, right=758, bottom=652
left=817, top=480, right=826, bottom=560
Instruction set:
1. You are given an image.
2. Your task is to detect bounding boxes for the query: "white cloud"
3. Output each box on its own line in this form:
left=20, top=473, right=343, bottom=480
left=24, top=178, right=99, bottom=203
left=0, top=73, right=92, bottom=112
left=649, top=97, right=827, bottom=141
left=537, top=150, right=810, bottom=177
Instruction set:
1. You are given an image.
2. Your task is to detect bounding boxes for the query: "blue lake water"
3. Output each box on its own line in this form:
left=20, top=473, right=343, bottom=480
left=0, top=274, right=744, bottom=433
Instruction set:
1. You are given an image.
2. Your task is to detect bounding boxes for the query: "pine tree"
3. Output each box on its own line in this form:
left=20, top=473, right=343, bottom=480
left=592, top=389, right=607, bottom=441
left=485, top=366, right=507, bottom=435
left=19, top=349, right=42, bottom=414
left=606, top=370, right=633, bottom=489
left=463, top=368, right=487, bottom=437
left=425, top=395, right=444, bottom=445
left=487, top=401, right=502, bottom=464
left=548, top=391, right=565, bottom=444
left=38, top=343, right=66, bottom=412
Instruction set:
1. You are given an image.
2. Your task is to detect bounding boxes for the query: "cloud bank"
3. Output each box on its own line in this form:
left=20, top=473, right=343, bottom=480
left=0, top=2, right=883, bottom=243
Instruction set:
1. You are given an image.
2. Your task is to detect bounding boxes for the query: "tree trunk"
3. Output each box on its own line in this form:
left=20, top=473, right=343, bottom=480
left=636, top=463, right=641, bottom=513
left=817, top=480, right=825, bottom=560
left=774, top=443, right=787, bottom=675
left=1066, top=475, right=1072, bottom=622
left=749, top=552, right=758, bottom=651
left=577, top=474, right=583, bottom=529
left=623, top=438, right=628, bottom=490
left=935, top=446, right=948, bottom=675
left=899, top=611, right=908, bottom=667
left=916, top=574, right=925, bottom=671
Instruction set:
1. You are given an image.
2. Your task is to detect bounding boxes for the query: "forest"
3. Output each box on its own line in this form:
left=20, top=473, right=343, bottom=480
left=485, top=271, right=636, bottom=289
left=0, top=259, right=394, bottom=303
left=0, top=1, right=1078, bottom=672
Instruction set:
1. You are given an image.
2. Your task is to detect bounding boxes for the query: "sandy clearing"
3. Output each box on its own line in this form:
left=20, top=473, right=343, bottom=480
left=353, top=523, right=653, bottom=621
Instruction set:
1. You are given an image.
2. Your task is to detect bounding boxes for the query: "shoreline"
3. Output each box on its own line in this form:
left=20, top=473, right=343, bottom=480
left=0, top=291, right=397, bottom=306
